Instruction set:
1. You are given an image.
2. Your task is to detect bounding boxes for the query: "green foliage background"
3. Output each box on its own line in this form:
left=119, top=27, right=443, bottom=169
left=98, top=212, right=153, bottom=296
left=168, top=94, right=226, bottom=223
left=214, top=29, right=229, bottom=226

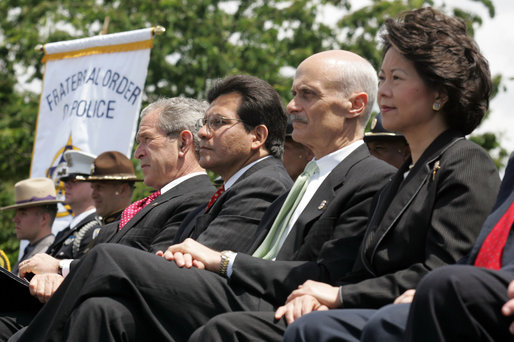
left=0, top=0, right=508, bottom=265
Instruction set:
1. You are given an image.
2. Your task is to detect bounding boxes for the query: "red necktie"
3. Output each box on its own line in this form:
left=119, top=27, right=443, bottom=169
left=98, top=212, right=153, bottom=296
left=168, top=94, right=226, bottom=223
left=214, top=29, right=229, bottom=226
left=206, top=185, right=225, bottom=212
left=474, top=201, right=514, bottom=270
left=118, top=190, right=161, bottom=230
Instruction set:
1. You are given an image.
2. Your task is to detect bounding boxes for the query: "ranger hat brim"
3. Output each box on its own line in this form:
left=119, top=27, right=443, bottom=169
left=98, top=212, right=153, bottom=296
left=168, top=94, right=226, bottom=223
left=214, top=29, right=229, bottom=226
left=0, top=178, right=62, bottom=211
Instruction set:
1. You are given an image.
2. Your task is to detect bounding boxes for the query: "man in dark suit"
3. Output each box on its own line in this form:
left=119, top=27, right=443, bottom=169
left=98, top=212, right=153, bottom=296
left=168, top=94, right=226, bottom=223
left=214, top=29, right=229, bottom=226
left=16, top=50, right=396, bottom=342
left=18, top=97, right=216, bottom=284
left=88, top=97, right=217, bottom=254
left=172, top=74, right=293, bottom=253
left=0, top=97, right=216, bottom=342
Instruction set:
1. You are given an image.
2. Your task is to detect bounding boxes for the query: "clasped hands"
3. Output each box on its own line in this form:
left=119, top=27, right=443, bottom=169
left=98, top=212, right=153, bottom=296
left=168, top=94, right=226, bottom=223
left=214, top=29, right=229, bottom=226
left=156, top=238, right=222, bottom=273
left=274, top=283, right=416, bottom=325
left=274, top=280, right=341, bottom=324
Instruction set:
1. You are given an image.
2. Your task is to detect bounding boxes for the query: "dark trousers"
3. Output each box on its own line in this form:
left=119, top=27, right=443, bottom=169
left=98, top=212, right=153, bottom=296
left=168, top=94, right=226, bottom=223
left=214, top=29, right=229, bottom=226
left=405, top=265, right=514, bottom=342
left=0, top=310, right=34, bottom=342
left=189, top=311, right=286, bottom=342
left=18, top=244, right=275, bottom=342
left=189, top=304, right=409, bottom=342
left=281, top=304, right=408, bottom=342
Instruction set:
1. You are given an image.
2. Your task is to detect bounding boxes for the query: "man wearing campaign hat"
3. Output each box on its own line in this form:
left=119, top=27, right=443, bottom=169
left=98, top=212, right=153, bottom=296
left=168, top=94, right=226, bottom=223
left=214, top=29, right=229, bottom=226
left=85, top=151, right=141, bottom=225
left=364, top=113, right=410, bottom=169
left=0, top=178, right=60, bottom=275
left=12, top=151, right=139, bottom=284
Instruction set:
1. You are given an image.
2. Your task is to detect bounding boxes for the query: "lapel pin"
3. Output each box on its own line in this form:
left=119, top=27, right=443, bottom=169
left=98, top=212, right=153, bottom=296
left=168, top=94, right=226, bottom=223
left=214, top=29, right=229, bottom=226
left=318, top=200, right=327, bottom=210
left=432, top=160, right=440, bottom=180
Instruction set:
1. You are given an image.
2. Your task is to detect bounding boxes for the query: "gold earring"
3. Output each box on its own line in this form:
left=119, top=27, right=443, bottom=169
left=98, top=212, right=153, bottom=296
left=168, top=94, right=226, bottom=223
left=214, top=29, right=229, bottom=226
left=432, top=102, right=441, bottom=111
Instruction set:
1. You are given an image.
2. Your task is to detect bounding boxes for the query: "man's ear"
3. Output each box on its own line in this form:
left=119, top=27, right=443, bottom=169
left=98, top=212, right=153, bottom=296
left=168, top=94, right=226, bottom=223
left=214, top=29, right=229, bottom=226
left=250, top=125, right=269, bottom=151
left=40, top=211, right=51, bottom=227
left=346, top=92, right=368, bottom=119
left=118, top=182, right=130, bottom=196
left=178, top=130, right=194, bottom=157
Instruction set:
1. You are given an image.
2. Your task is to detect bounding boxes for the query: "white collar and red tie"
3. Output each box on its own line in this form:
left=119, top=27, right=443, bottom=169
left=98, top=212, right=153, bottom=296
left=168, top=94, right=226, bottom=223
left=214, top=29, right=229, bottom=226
left=118, top=190, right=161, bottom=230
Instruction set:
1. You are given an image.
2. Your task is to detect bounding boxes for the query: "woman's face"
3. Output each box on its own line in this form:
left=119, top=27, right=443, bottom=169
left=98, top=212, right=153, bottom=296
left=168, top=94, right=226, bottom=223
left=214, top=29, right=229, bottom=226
left=378, top=48, right=441, bottom=136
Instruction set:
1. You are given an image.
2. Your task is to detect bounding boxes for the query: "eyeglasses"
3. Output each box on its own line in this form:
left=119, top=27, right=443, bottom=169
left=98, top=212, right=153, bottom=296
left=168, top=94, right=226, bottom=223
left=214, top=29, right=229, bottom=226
left=195, top=116, right=244, bottom=133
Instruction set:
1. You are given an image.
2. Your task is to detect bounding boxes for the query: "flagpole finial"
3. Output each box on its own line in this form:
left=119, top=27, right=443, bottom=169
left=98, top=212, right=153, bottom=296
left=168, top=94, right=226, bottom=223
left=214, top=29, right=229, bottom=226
left=152, top=26, right=166, bottom=36
left=35, top=44, right=44, bottom=52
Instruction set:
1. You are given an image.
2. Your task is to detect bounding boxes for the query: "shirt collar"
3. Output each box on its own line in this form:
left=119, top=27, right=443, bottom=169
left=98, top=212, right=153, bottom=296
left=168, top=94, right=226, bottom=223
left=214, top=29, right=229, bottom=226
left=70, top=208, right=96, bottom=229
left=28, top=233, right=53, bottom=248
left=160, top=172, right=207, bottom=194
left=224, top=156, right=271, bottom=190
left=313, top=140, right=364, bottom=177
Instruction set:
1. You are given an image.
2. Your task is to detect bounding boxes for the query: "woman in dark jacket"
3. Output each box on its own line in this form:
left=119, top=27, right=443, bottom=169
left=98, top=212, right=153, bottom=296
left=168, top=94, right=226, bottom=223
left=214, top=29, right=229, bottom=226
left=279, top=7, right=501, bottom=342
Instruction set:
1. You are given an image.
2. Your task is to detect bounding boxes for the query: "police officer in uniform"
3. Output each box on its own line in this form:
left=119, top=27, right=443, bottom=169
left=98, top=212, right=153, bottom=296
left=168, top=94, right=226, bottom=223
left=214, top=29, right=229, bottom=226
left=46, top=150, right=100, bottom=259
left=82, top=151, right=141, bottom=226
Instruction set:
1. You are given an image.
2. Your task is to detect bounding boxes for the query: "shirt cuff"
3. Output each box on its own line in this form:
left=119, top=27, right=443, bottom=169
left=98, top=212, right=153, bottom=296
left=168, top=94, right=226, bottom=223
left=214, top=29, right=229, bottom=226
left=60, top=259, right=74, bottom=278
left=338, top=286, right=344, bottom=307
left=226, top=253, right=237, bottom=278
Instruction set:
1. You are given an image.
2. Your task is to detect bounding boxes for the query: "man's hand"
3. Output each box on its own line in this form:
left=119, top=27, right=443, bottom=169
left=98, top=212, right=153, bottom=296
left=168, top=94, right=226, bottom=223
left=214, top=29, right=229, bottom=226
left=274, top=280, right=340, bottom=324
left=275, top=294, right=328, bottom=324
left=394, top=289, right=416, bottom=304
left=287, top=280, right=340, bottom=308
left=501, top=279, right=514, bottom=334
left=156, top=238, right=221, bottom=272
left=19, top=253, right=60, bottom=278
left=29, top=273, right=64, bottom=303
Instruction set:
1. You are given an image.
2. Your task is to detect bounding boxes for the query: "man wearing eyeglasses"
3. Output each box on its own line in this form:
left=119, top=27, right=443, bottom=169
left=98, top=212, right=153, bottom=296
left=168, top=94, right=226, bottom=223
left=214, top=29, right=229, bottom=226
left=171, top=74, right=293, bottom=253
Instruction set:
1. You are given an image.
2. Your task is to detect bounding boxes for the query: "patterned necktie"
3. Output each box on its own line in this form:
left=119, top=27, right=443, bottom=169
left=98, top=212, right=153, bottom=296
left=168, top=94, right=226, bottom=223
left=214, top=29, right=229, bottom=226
left=253, top=161, right=318, bottom=260
left=206, top=185, right=225, bottom=212
left=118, top=190, right=161, bottom=230
left=474, top=201, right=514, bottom=270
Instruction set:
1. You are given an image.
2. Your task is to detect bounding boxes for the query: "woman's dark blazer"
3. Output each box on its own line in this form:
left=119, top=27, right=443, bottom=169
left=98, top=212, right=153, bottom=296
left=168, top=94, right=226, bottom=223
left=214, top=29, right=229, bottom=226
left=337, top=129, right=501, bottom=308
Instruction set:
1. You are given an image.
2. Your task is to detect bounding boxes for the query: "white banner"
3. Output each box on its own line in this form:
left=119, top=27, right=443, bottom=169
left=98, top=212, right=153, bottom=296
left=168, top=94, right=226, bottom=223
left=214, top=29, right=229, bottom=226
left=30, top=27, right=153, bottom=180
left=21, top=28, right=154, bottom=254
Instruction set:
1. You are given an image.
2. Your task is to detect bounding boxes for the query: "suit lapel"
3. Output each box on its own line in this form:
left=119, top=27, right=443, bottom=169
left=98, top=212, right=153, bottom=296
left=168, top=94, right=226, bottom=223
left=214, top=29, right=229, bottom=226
left=110, top=177, right=206, bottom=243
left=363, top=163, right=431, bottom=263
left=278, top=145, right=369, bottom=256
left=183, top=206, right=210, bottom=240
left=189, top=158, right=282, bottom=239
left=361, top=130, right=465, bottom=269
left=109, top=189, right=175, bottom=243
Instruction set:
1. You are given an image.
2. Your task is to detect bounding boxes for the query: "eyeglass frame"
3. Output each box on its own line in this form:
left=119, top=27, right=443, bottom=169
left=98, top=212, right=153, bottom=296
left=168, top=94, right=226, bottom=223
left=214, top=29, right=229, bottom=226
left=195, top=115, right=246, bottom=133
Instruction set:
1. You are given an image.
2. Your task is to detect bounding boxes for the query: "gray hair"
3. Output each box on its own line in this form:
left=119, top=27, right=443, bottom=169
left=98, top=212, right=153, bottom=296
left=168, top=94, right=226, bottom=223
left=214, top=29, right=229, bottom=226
left=140, top=97, right=208, bottom=150
left=336, top=58, right=378, bottom=129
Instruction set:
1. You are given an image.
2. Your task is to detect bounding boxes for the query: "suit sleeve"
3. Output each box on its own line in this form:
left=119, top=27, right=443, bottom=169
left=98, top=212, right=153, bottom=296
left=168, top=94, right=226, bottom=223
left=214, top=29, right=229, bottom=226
left=338, top=145, right=501, bottom=308
left=230, top=159, right=395, bottom=306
